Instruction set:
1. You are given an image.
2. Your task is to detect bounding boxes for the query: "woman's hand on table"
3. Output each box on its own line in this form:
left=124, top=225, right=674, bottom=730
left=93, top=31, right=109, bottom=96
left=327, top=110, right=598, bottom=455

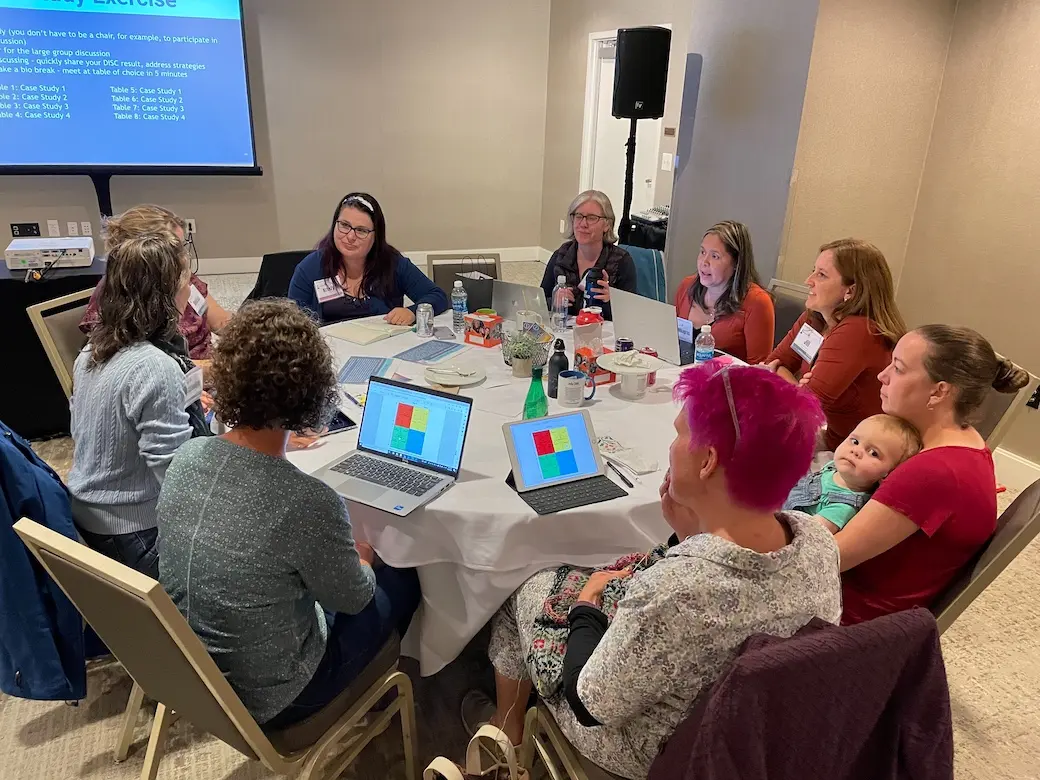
left=385, top=307, right=416, bottom=326
left=287, top=430, right=325, bottom=451
left=578, top=568, right=633, bottom=607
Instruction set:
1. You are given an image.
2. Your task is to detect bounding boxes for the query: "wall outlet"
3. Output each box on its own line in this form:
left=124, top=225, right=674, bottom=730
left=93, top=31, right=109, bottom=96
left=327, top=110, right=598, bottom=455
left=10, top=222, right=41, bottom=237
left=661, top=153, right=673, bottom=172
left=560, top=219, right=566, bottom=235
left=47, top=219, right=60, bottom=237
left=185, top=218, right=197, bottom=235
left=67, top=221, right=79, bottom=236
left=81, top=221, right=93, bottom=236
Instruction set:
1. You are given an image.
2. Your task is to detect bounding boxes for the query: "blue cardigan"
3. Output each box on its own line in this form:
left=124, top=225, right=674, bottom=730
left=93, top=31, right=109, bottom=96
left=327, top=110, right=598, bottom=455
left=288, top=251, right=450, bottom=325
left=0, top=421, right=86, bottom=701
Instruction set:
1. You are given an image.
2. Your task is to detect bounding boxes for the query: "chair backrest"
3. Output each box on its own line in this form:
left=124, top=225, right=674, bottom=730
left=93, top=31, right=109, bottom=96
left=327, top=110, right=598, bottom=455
left=931, top=479, right=1040, bottom=633
left=26, top=288, right=94, bottom=399
left=972, top=359, right=1038, bottom=450
left=767, top=278, right=809, bottom=348
left=619, top=244, right=667, bottom=302
left=13, top=518, right=287, bottom=770
left=247, top=250, right=311, bottom=302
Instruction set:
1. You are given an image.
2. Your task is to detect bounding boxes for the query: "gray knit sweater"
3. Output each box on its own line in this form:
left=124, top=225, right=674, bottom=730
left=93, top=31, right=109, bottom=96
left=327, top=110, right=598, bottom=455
left=68, top=343, right=193, bottom=536
left=156, top=436, right=377, bottom=724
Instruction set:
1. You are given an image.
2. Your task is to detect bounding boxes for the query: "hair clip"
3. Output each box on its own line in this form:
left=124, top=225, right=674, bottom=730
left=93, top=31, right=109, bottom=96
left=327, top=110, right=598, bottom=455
left=344, top=195, right=375, bottom=213
left=721, top=367, right=741, bottom=443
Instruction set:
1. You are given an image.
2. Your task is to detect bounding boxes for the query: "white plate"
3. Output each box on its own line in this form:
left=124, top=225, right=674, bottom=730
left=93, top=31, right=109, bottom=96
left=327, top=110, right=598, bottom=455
left=595, top=351, right=671, bottom=376
left=424, top=366, right=488, bottom=387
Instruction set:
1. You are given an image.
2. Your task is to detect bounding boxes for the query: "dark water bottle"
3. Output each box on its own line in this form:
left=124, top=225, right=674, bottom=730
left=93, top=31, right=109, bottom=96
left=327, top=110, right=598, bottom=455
left=583, top=268, right=602, bottom=309
left=547, top=338, right=569, bottom=398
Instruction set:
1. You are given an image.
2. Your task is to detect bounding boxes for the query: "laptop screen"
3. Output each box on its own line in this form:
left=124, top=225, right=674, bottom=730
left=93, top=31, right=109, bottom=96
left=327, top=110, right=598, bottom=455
left=508, top=412, right=600, bottom=490
left=358, top=378, right=473, bottom=477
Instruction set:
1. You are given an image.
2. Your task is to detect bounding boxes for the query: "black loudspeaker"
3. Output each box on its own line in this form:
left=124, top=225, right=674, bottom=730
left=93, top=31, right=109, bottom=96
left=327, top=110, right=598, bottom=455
left=612, top=26, right=671, bottom=120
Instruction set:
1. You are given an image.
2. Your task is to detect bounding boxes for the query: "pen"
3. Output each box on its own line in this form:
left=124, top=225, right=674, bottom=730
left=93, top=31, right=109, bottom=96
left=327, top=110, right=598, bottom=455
left=607, top=461, right=634, bottom=488
left=343, top=391, right=362, bottom=406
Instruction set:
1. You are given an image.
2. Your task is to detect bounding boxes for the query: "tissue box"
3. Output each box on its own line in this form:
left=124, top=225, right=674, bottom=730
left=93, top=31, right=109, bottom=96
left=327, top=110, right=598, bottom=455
left=464, top=312, right=503, bottom=347
left=574, top=346, right=616, bottom=386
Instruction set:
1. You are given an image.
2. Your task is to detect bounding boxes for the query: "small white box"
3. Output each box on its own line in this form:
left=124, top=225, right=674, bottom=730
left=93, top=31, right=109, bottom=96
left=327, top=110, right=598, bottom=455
left=5, top=237, right=96, bottom=270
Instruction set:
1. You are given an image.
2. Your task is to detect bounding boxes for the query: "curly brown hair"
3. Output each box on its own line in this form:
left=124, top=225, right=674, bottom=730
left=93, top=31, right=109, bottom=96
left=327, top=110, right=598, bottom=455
left=211, top=299, right=339, bottom=433
left=90, top=233, right=189, bottom=366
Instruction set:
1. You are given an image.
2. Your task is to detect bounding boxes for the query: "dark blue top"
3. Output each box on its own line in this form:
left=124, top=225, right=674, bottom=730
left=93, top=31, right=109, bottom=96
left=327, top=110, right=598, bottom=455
left=288, top=251, right=450, bottom=325
left=0, top=421, right=86, bottom=701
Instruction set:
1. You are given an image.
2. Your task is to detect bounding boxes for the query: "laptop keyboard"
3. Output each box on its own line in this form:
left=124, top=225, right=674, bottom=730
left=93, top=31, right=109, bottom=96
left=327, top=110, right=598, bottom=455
left=333, top=455, right=443, bottom=496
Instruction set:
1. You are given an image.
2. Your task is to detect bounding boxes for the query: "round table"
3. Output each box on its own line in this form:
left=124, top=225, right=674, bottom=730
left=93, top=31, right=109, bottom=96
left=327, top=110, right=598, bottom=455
left=287, top=314, right=680, bottom=675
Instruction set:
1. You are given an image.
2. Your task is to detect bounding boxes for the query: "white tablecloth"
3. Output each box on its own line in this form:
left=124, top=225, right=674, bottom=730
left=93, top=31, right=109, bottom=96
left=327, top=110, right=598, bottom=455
left=287, top=315, right=677, bottom=674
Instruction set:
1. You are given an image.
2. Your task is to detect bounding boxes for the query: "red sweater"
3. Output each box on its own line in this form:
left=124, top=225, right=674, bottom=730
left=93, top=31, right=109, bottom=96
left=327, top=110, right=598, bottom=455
left=674, top=281, right=775, bottom=364
left=767, top=313, right=892, bottom=450
left=842, top=447, right=998, bottom=624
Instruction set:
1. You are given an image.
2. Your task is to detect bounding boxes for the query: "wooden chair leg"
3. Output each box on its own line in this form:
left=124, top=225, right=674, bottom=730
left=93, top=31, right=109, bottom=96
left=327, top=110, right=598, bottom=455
left=140, top=702, right=172, bottom=780
left=519, top=707, right=538, bottom=772
left=398, top=674, right=418, bottom=780
left=114, top=682, right=146, bottom=762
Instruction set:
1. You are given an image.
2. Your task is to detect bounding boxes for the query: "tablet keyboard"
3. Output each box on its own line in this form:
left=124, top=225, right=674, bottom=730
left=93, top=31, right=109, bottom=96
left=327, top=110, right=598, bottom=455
left=333, top=456, right=443, bottom=496
left=518, top=475, right=627, bottom=515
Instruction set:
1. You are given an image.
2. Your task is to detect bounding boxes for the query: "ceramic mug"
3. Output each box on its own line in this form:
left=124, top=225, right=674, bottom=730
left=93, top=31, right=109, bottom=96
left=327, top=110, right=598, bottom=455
left=558, top=370, right=596, bottom=408
left=517, top=309, right=544, bottom=331
left=619, top=372, right=649, bottom=400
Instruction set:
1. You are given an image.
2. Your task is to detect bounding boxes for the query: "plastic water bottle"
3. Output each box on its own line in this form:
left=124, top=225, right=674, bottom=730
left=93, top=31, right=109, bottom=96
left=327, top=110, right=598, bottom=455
left=451, top=280, right=468, bottom=334
left=694, top=324, right=715, bottom=365
left=551, top=275, right=569, bottom=334
left=523, top=366, right=549, bottom=420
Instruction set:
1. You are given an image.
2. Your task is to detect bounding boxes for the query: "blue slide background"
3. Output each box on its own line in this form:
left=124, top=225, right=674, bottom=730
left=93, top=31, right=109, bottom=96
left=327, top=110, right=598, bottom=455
left=0, top=1, right=255, bottom=166
left=510, top=412, right=599, bottom=490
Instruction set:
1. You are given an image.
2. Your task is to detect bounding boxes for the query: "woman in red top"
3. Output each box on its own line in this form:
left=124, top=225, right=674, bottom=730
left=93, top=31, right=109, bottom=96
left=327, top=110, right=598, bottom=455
left=765, top=238, right=906, bottom=450
left=838, top=325, right=1029, bottom=623
left=674, top=221, right=775, bottom=364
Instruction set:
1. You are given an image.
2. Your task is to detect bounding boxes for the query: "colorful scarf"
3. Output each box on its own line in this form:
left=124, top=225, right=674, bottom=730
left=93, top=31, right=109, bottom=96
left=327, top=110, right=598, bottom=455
left=527, top=543, right=670, bottom=698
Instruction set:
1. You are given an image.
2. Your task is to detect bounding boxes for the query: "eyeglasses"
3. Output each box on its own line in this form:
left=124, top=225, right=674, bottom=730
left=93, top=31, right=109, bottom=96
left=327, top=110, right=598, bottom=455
left=571, top=213, right=607, bottom=226
left=335, top=221, right=374, bottom=239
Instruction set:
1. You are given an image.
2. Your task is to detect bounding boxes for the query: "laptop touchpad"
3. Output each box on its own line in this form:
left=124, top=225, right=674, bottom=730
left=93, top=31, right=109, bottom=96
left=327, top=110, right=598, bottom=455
left=342, top=479, right=389, bottom=501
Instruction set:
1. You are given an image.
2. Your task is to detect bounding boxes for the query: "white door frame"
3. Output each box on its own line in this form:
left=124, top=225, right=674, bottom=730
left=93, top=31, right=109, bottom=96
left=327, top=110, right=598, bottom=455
left=578, top=25, right=672, bottom=196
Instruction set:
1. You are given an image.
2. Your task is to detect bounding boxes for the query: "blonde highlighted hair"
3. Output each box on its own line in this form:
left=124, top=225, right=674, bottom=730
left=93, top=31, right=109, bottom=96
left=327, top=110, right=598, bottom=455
left=813, top=238, right=907, bottom=345
left=103, top=204, right=187, bottom=254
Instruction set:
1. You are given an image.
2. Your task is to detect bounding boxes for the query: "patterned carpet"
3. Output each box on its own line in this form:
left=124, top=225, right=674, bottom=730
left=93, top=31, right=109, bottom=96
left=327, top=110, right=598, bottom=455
left=7, top=266, right=1040, bottom=778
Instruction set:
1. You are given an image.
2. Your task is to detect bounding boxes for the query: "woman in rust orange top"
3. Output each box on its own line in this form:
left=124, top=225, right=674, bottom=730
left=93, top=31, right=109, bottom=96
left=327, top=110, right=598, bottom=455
left=674, top=221, right=775, bottom=364
left=765, top=238, right=906, bottom=451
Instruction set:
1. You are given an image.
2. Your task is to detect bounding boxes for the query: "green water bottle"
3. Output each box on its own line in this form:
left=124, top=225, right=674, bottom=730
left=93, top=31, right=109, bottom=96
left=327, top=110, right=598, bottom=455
left=523, top=366, right=549, bottom=420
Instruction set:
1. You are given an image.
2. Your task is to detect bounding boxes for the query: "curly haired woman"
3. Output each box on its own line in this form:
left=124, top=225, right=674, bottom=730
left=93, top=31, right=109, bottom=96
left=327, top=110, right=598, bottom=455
left=156, top=299, right=420, bottom=728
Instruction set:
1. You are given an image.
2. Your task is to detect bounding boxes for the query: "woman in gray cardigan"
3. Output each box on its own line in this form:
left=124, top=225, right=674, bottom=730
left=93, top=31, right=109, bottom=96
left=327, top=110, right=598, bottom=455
left=468, top=363, right=843, bottom=779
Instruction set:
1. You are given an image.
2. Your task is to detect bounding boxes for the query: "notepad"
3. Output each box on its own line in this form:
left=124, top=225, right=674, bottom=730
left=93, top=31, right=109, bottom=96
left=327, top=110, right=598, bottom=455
left=338, top=357, right=394, bottom=385
left=393, top=341, right=466, bottom=364
left=325, top=318, right=413, bottom=346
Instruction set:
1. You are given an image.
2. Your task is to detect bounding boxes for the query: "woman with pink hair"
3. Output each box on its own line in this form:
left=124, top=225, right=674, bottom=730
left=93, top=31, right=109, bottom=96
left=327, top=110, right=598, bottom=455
left=462, top=362, right=843, bottom=780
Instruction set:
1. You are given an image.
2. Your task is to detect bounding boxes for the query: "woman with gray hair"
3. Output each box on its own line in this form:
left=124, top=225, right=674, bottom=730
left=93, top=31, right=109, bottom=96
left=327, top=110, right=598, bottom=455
left=540, top=190, right=637, bottom=321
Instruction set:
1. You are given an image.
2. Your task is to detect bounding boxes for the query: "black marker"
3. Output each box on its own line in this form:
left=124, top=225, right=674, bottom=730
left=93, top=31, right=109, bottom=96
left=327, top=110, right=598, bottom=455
left=607, top=461, right=634, bottom=488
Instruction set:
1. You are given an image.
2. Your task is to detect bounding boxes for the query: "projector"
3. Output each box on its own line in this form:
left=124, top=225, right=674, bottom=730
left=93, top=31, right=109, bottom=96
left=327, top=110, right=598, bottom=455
left=5, top=237, right=96, bottom=271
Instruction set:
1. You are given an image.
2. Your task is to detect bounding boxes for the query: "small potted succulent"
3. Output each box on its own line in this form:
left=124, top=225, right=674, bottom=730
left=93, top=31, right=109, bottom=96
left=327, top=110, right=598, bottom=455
left=503, top=331, right=537, bottom=378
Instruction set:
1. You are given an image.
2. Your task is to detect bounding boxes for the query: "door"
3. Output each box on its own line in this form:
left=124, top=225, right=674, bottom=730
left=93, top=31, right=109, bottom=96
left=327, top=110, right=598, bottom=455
left=581, top=36, right=663, bottom=222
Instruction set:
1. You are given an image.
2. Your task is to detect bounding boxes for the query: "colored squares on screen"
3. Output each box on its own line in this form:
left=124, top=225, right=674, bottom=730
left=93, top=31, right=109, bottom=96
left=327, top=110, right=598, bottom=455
left=392, top=403, right=428, bottom=455
left=533, top=426, right=578, bottom=480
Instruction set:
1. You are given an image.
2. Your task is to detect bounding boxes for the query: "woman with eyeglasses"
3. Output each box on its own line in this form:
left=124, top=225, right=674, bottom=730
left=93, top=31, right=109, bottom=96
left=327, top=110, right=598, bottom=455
left=539, top=190, right=637, bottom=320
left=289, top=192, right=449, bottom=326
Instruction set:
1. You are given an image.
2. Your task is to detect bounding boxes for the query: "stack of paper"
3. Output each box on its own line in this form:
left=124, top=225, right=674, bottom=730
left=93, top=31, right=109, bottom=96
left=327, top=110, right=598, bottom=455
left=325, top=318, right=413, bottom=345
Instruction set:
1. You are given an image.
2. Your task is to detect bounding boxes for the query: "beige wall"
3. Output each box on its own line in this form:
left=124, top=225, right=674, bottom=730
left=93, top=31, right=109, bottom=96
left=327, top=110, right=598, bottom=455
left=0, top=0, right=550, bottom=259
left=898, top=0, right=1040, bottom=461
left=779, top=0, right=957, bottom=285
left=538, top=0, right=692, bottom=249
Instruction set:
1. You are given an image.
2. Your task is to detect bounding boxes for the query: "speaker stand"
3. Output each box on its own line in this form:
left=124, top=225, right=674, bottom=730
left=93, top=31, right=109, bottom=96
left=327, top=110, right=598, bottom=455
left=619, top=118, right=638, bottom=245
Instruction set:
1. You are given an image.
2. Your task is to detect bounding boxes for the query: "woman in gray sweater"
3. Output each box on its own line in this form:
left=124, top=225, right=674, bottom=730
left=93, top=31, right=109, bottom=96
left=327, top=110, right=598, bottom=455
left=68, top=231, right=208, bottom=578
left=470, top=363, right=843, bottom=779
left=157, top=299, right=420, bottom=728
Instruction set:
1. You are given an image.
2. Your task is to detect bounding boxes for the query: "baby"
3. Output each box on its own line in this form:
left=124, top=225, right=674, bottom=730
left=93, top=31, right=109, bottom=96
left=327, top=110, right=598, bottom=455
left=784, top=414, right=922, bottom=534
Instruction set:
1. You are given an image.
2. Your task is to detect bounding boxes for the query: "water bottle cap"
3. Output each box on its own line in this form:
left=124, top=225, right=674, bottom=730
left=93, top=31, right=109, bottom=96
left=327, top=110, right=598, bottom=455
left=557, top=275, right=566, bottom=284
left=454, top=280, right=463, bottom=288
left=700, top=325, right=712, bottom=334
left=554, top=339, right=565, bottom=350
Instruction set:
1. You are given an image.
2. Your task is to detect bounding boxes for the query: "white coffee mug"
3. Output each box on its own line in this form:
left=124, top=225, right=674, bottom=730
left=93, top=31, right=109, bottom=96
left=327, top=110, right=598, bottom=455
left=619, top=372, right=649, bottom=400
left=517, top=310, right=544, bottom=331
left=558, top=370, right=596, bottom=408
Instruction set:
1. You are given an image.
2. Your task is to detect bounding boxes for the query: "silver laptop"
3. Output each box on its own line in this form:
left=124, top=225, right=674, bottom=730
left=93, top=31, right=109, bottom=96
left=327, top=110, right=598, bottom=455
left=610, top=287, right=692, bottom=366
left=492, top=280, right=549, bottom=323
left=314, top=377, right=474, bottom=516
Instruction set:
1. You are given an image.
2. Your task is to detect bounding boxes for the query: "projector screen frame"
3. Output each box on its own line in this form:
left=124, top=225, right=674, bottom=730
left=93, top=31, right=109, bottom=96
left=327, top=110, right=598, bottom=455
left=0, top=0, right=262, bottom=185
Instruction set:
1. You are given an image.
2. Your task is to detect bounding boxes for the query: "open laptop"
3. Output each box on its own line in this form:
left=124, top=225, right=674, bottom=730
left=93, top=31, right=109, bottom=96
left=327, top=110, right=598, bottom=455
left=492, top=280, right=549, bottom=324
left=610, top=287, right=693, bottom=366
left=314, top=377, right=474, bottom=516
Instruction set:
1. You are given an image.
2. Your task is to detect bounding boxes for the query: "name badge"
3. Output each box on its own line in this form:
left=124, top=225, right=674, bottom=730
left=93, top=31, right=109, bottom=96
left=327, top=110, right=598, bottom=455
left=188, top=284, right=208, bottom=317
left=183, top=366, right=204, bottom=408
left=314, top=278, right=345, bottom=304
left=791, top=323, right=825, bottom=364
left=677, top=317, right=694, bottom=343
